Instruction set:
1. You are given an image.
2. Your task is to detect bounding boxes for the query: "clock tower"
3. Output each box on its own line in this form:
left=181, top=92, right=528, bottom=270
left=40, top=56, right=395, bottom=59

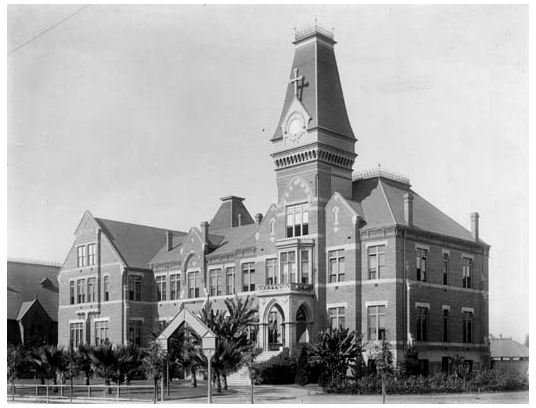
left=271, top=24, right=357, bottom=204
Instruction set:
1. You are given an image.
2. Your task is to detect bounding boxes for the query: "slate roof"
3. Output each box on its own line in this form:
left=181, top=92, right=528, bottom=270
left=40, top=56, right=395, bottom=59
left=490, top=338, right=529, bottom=359
left=95, top=218, right=186, bottom=269
left=208, top=224, right=258, bottom=257
left=149, top=233, right=188, bottom=265
left=209, top=196, right=254, bottom=231
left=272, top=28, right=355, bottom=141
left=7, top=261, right=60, bottom=322
left=354, top=175, right=482, bottom=244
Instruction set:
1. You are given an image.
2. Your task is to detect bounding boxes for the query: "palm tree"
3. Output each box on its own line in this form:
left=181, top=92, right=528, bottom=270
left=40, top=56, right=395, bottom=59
left=7, top=344, right=26, bottom=395
left=34, top=345, right=69, bottom=394
left=374, top=337, right=394, bottom=404
left=141, top=340, right=166, bottom=403
left=116, top=344, right=143, bottom=385
left=74, top=344, right=93, bottom=385
left=89, top=343, right=118, bottom=394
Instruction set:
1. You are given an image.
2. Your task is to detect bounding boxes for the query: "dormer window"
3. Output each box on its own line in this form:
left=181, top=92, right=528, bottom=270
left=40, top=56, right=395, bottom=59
left=286, top=203, right=309, bottom=237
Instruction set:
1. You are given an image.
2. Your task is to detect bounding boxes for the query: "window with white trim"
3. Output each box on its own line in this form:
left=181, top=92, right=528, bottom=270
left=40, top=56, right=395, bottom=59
left=328, top=250, right=345, bottom=283
left=416, top=306, right=428, bottom=341
left=156, top=275, right=167, bottom=301
left=463, top=311, right=473, bottom=343
left=76, top=245, right=86, bottom=267
left=188, top=271, right=200, bottom=298
left=286, top=203, right=309, bottom=237
left=462, top=257, right=472, bottom=288
left=170, top=273, right=180, bottom=300
left=70, top=281, right=75, bottom=304
left=87, top=243, right=96, bottom=266
left=77, top=279, right=85, bottom=303
left=266, top=258, right=278, bottom=285
left=209, top=269, right=222, bottom=296
left=128, top=275, right=142, bottom=301
left=300, top=249, right=311, bottom=284
left=416, top=248, right=428, bottom=282
left=280, top=251, right=296, bottom=283
left=70, top=322, right=83, bottom=348
left=367, top=305, right=386, bottom=340
left=368, top=245, right=386, bottom=280
left=226, top=267, right=235, bottom=295
left=442, top=252, right=449, bottom=285
left=328, top=307, right=345, bottom=330
left=87, top=277, right=96, bottom=303
left=103, top=276, right=110, bottom=301
left=242, top=263, right=255, bottom=292
left=443, top=309, right=449, bottom=342
left=128, top=320, right=143, bottom=346
left=95, top=321, right=109, bottom=345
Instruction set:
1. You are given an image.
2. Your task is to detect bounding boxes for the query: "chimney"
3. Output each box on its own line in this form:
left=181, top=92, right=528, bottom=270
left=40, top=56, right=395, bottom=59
left=200, top=221, right=209, bottom=244
left=255, top=213, right=263, bottom=224
left=166, top=231, right=173, bottom=251
left=471, top=212, right=479, bottom=242
left=403, top=192, right=414, bottom=226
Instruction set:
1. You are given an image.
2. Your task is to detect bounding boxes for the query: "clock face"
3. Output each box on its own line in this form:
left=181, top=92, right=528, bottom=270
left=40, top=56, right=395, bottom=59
left=287, top=115, right=304, bottom=141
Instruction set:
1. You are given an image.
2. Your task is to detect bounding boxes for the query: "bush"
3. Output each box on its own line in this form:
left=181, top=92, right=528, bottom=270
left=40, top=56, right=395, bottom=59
left=252, top=349, right=296, bottom=385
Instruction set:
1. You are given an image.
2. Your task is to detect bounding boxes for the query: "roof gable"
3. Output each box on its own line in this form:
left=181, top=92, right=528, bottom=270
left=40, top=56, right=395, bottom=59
left=208, top=224, right=258, bottom=257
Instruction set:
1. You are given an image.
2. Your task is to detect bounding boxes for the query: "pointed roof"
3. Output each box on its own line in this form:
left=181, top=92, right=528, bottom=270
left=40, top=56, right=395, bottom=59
left=207, top=224, right=258, bottom=257
left=95, top=217, right=187, bottom=269
left=209, top=196, right=254, bottom=231
left=7, top=260, right=60, bottom=322
left=490, top=338, right=529, bottom=359
left=149, top=233, right=188, bottom=265
left=272, top=24, right=355, bottom=141
left=353, top=172, right=484, bottom=244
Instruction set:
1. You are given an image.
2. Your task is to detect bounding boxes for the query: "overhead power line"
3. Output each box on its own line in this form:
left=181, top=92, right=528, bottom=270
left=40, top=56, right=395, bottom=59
left=8, top=4, right=90, bottom=56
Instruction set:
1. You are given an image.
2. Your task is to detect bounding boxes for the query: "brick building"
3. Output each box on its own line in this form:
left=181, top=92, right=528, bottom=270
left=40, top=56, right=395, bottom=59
left=57, top=25, right=490, bottom=374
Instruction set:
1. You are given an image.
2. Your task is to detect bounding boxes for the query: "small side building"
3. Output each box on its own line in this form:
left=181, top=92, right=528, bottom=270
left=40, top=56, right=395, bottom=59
left=7, top=260, right=60, bottom=346
left=490, top=336, right=529, bottom=376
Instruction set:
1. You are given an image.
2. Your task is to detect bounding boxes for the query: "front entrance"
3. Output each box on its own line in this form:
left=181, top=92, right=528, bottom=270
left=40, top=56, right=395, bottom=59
left=295, top=304, right=310, bottom=343
left=267, top=304, right=285, bottom=351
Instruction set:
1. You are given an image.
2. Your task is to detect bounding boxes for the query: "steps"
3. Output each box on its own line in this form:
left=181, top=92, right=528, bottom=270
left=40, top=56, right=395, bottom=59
left=226, top=350, right=282, bottom=386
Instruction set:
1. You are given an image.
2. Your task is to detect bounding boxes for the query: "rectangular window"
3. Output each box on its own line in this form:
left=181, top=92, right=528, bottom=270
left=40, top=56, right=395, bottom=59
left=286, top=203, right=309, bottom=238
left=209, top=269, right=222, bottom=296
left=367, top=305, right=386, bottom=340
left=301, top=249, right=311, bottom=284
left=170, top=273, right=180, bottom=300
left=368, top=245, right=386, bottom=280
left=416, top=306, right=428, bottom=341
left=416, top=248, right=428, bottom=282
left=70, top=281, right=75, bottom=305
left=462, top=257, right=472, bottom=288
left=87, top=277, right=96, bottom=303
left=266, top=258, right=278, bottom=285
left=76, top=245, right=86, bottom=267
left=128, top=320, right=143, bottom=347
left=70, top=322, right=84, bottom=348
left=156, top=275, right=167, bottom=301
left=328, top=250, right=345, bottom=283
left=95, top=321, right=109, bottom=345
left=280, top=251, right=296, bottom=284
left=77, top=279, right=85, bottom=303
left=226, top=267, right=235, bottom=295
left=442, top=253, right=449, bottom=285
left=242, top=263, right=255, bottom=292
left=188, top=271, right=200, bottom=298
left=463, top=311, right=473, bottom=343
left=128, top=275, right=142, bottom=301
left=328, top=307, right=346, bottom=330
left=103, top=276, right=109, bottom=301
left=443, top=309, right=449, bottom=342
left=87, top=243, right=96, bottom=266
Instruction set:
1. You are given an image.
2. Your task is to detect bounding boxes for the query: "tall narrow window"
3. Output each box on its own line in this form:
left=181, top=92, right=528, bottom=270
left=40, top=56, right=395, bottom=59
left=209, top=269, right=222, bottom=296
left=286, top=203, right=309, bottom=237
left=280, top=251, right=296, bottom=284
left=87, top=277, right=96, bottom=303
left=462, top=257, right=472, bottom=288
left=87, top=243, right=96, bottom=266
left=328, top=250, right=345, bottom=283
left=368, top=245, right=386, bottom=280
left=77, top=279, right=85, bottom=303
left=156, top=276, right=167, bottom=301
left=76, top=245, right=86, bottom=267
left=266, top=259, right=278, bottom=285
left=416, top=307, right=428, bottom=341
left=128, top=320, right=143, bottom=346
left=328, top=307, right=345, bottom=330
left=442, top=253, right=449, bottom=285
left=95, top=321, right=109, bottom=345
left=416, top=248, right=428, bottom=282
left=70, top=322, right=83, bottom=348
left=242, top=263, right=255, bottom=292
left=129, top=276, right=142, bottom=301
left=300, top=249, right=311, bottom=284
left=170, top=273, right=180, bottom=300
left=103, top=276, right=109, bottom=301
left=226, top=267, right=235, bottom=295
left=463, top=311, right=473, bottom=343
left=188, top=271, right=200, bottom=298
left=443, top=309, right=449, bottom=342
left=367, top=305, right=386, bottom=340
left=70, top=281, right=75, bottom=304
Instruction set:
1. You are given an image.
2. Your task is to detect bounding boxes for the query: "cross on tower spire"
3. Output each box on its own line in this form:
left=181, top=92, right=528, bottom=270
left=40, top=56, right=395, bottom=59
left=289, top=68, right=304, bottom=99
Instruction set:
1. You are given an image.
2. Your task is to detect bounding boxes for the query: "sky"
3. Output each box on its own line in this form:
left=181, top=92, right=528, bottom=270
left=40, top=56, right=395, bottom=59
left=6, top=4, right=529, bottom=343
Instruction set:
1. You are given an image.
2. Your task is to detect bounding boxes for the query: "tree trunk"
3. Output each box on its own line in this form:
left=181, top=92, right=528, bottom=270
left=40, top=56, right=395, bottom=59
left=105, top=378, right=112, bottom=395
left=222, top=374, right=228, bottom=391
left=216, top=373, right=222, bottom=393
left=85, top=372, right=90, bottom=386
left=154, top=378, right=158, bottom=403
left=191, top=368, right=197, bottom=388
left=382, top=376, right=386, bottom=404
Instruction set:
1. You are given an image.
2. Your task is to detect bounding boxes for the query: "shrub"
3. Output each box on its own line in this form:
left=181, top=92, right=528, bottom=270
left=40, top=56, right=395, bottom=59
left=252, top=349, right=296, bottom=385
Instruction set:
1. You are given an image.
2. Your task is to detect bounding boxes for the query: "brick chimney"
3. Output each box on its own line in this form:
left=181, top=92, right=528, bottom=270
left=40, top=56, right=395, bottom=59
left=403, top=192, right=414, bottom=226
left=255, top=213, right=263, bottom=224
left=471, top=212, right=479, bottom=242
left=166, top=231, right=173, bottom=251
left=200, top=221, right=209, bottom=245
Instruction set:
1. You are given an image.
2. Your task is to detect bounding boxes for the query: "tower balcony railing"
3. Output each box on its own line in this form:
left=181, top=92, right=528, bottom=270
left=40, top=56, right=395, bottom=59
left=259, top=282, right=314, bottom=292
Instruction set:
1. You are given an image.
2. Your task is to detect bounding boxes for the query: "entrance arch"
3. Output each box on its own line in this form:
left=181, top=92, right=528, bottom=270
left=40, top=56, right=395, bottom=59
left=295, top=303, right=311, bottom=344
left=265, top=303, right=285, bottom=351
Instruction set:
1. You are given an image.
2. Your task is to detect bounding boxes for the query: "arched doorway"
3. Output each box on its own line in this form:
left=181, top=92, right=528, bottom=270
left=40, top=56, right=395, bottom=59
left=267, top=303, right=285, bottom=351
left=295, top=304, right=310, bottom=344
